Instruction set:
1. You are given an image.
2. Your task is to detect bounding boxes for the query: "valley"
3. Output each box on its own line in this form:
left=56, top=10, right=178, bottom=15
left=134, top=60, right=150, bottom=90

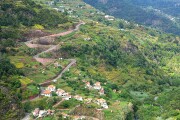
left=0, top=0, right=179, bottom=120
left=84, top=0, right=180, bottom=35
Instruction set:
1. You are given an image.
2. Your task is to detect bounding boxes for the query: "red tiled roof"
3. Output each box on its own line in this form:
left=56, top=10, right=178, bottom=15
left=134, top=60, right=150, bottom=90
left=43, top=90, right=51, bottom=94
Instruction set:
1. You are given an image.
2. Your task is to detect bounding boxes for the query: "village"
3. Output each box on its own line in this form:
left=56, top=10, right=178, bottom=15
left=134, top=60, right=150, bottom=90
left=1, top=0, right=179, bottom=119
left=31, top=81, right=108, bottom=119
left=19, top=1, right=129, bottom=120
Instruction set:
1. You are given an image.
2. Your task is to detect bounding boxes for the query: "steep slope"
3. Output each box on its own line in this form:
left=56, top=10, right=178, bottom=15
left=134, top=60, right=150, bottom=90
left=0, top=56, right=24, bottom=120
left=83, top=0, right=180, bottom=35
left=43, top=0, right=180, bottom=119
left=0, top=0, right=71, bottom=119
left=1, top=0, right=180, bottom=119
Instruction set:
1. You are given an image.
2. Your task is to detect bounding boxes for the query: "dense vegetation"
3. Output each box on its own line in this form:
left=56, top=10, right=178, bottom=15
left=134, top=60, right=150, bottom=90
left=0, top=0, right=179, bottom=119
left=0, top=0, right=69, bottom=48
left=0, top=0, right=70, bottom=119
left=83, top=0, right=180, bottom=35
left=57, top=20, right=180, bottom=119
left=0, top=0, right=69, bottom=28
left=0, top=55, right=24, bottom=119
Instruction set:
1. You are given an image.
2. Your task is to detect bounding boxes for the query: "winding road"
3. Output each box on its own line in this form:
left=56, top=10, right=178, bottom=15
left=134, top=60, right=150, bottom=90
left=22, top=22, right=85, bottom=120
left=25, top=21, right=85, bottom=86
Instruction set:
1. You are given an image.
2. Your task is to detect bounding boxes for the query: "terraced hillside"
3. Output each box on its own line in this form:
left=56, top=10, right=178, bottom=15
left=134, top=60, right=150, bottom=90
left=0, top=0, right=180, bottom=120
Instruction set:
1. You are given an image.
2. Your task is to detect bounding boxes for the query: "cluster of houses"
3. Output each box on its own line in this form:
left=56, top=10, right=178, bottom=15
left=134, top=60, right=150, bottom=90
left=85, top=81, right=105, bottom=95
left=32, top=108, right=55, bottom=118
left=41, top=84, right=108, bottom=109
left=41, top=85, right=83, bottom=101
left=84, top=97, right=108, bottom=109
left=84, top=81, right=108, bottom=108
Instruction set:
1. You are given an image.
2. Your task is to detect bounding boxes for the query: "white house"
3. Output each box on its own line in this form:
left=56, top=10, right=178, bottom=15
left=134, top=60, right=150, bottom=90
left=46, top=85, right=56, bottom=92
left=38, top=110, right=47, bottom=117
left=56, top=89, right=65, bottom=96
left=105, top=15, right=114, bottom=21
left=62, top=92, right=69, bottom=97
left=74, top=95, right=83, bottom=101
left=85, top=82, right=92, bottom=89
left=102, top=103, right=108, bottom=109
left=96, top=98, right=108, bottom=109
left=64, top=95, right=72, bottom=100
left=93, top=82, right=101, bottom=90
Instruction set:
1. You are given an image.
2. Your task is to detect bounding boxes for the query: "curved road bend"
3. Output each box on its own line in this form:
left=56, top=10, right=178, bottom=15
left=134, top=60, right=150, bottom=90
left=25, top=21, right=85, bottom=86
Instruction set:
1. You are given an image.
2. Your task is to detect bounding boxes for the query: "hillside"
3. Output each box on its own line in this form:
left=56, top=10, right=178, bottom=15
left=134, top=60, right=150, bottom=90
left=0, top=0, right=71, bottom=119
left=0, top=0, right=180, bottom=120
left=83, top=0, right=180, bottom=35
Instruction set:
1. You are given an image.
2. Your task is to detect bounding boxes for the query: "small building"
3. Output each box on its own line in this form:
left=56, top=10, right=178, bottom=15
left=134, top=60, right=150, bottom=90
left=42, top=90, right=52, bottom=97
left=93, top=82, right=101, bottom=90
left=85, top=82, right=92, bottom=89
left=96, top=98, right=108, bottom=109
left=74, top=95, right=83, bottom=101
left=56, top=89, right=65, bottom=96
left=101, top=102, right=108, bottom=109
left=38, top=110, right=47, bottom=117
left=32, top=108, right=40, bottom=117
left=64, top=95, right=72, bottom=100
left=47, top=85, right=56, bottom=92
left=99, top=88, right=105, bottom=95
left=105, top=15, right=114, bottom=21
left=62, top=92, right=69, bottom=97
